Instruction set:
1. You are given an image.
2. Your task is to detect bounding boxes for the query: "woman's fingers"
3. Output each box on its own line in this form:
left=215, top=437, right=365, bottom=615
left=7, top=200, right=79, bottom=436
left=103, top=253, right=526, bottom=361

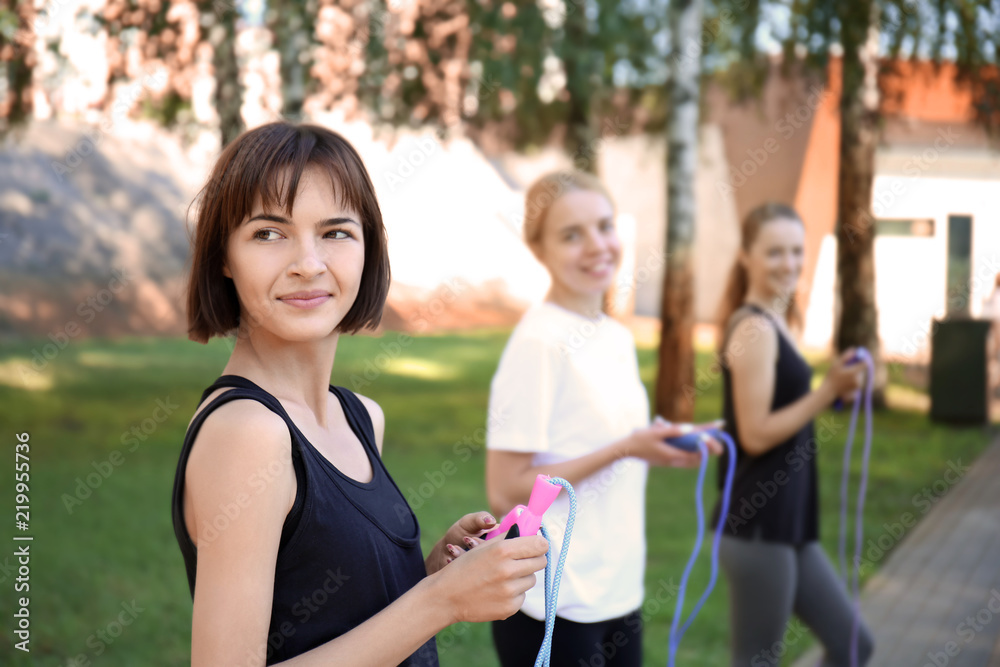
left=702, top=435, right=724, bottom=456
left=455, top=512, right=497, bottom=538
left=504, top=535, right=549, bottom=561
left=462, top=536, right=485, bottom=550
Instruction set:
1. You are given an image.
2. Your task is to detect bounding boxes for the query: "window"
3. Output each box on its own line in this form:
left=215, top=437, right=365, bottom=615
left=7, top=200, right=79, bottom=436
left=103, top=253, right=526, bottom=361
left=946, top=215, right=973, bottom=316
left=875, top=218, right=935, bottom=237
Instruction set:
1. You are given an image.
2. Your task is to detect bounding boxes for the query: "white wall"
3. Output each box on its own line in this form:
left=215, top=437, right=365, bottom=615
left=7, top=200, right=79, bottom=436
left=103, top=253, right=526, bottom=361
left=804, top=145, right=1000, bottom=361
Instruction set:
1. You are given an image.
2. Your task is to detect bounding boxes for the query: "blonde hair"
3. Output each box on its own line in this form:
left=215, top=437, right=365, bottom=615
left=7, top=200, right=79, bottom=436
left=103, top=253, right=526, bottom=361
left=717, top=202, right=804, bottom=345
left=522, top=170, right=617, bottom=313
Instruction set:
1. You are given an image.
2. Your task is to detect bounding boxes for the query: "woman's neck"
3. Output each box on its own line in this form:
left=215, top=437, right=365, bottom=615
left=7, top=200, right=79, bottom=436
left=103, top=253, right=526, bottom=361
left=223, top=328, right=341, bottom=427
left=743, top=287, right=791, bottom=322
left=546, top=286, right=604, bottom=320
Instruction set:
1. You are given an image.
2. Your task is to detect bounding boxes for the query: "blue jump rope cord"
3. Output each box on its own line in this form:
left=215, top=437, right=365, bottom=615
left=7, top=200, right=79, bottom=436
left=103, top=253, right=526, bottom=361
left=819, top=349, right=875, bottom=667
left=667, top=431, right=737, bottom=667
left=663, top=352, right=874, bottom=667
left=534, top=477, right=577, bottom=667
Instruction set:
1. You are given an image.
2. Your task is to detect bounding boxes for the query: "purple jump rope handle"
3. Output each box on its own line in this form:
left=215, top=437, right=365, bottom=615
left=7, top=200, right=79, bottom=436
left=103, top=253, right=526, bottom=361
left=664, top=424, right=724, bottom=452
left=833, top=351, right=865, bottom=410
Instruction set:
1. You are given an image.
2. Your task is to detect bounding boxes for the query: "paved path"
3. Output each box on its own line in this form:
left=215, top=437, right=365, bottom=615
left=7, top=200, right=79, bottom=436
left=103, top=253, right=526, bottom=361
left=793, top=432, right=1000, bottom=667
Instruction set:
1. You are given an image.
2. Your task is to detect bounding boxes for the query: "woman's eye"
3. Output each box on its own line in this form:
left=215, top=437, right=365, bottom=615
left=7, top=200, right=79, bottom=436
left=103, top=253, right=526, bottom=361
left=253, top=229, right=280, bottom=241
left=326, top=229, right=351, bottom=240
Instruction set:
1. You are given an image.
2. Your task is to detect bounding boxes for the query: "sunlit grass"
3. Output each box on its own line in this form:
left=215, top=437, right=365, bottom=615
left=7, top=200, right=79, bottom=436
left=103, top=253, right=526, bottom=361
left=0, top=331, right=993, bottom=666
left=0, top=357, right=54, bottom=391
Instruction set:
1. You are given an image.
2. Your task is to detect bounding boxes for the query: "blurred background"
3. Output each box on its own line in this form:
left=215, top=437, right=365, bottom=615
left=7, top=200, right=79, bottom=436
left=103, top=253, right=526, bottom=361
left=1, top=0, right=999, bottom=664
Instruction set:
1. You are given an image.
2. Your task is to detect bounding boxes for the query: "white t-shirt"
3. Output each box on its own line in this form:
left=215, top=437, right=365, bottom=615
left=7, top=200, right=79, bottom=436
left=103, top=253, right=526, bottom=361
left=487, top=302, right=650, bottom=623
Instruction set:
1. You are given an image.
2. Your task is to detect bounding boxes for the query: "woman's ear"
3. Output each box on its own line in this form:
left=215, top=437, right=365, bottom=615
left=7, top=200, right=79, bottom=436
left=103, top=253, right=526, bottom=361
left=222, top=263, right=232, bottom=279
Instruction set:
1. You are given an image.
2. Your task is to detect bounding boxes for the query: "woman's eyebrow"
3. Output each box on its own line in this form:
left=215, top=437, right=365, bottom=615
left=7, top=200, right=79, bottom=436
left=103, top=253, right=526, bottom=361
left=246, top=213, right=360, bottom=227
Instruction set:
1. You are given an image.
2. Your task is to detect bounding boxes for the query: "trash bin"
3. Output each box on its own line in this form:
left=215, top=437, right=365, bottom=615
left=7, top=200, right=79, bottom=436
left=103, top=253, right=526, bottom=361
left=929, top=318, right=991, bottom=424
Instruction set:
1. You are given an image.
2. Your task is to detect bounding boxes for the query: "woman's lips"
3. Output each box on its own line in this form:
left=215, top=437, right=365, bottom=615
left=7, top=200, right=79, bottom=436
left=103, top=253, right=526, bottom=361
left=279, top=295, right=331, bottom=309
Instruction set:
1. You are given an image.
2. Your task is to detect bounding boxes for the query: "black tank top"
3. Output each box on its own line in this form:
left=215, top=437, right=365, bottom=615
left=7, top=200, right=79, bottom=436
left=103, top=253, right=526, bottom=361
left=170, top=375, right=439, bottom=666
left=710, top=305, right=819, bottom=544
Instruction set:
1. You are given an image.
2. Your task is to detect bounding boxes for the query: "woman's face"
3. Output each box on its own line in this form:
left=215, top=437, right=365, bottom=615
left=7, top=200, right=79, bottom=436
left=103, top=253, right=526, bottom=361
left=741, top=217, right=804, bottom=302
left=223, top=166, right=366, bottom=342
left=534, top=189, right=621, bottom=305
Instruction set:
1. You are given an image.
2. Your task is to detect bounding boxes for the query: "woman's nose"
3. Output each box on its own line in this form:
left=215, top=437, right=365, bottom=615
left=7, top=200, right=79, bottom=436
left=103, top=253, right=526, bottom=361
left=584, top=228, right=607, bottom=253
left=290, top=240, right=326, bottom=277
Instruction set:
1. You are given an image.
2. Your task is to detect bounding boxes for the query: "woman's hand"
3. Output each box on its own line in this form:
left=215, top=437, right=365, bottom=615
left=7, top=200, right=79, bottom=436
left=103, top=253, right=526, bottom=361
left=822, top=348, right=866, bottom=404
left=426, top=512, right=497, bottom=575
left=428, top=534, right=550, bottom=624
left=622, top=419, right=722, bottom=468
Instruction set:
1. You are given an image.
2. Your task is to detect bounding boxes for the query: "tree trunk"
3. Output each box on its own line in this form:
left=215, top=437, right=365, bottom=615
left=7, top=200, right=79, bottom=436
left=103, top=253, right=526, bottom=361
left=836, top=0, right=886, bottom=407
left=655, top=0, right=701, bottom=422
left=1, top=0, right=36, bottom=133
left=563, top=4, right=596, bottom=173
left=206, top=4, right=243, bottom=146
left=270, top=0, right=310, bottom=120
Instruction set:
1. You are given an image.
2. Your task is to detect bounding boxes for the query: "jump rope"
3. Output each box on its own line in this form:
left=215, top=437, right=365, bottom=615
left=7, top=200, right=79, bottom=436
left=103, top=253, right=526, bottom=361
left=483, top=348, right=873, bottom=667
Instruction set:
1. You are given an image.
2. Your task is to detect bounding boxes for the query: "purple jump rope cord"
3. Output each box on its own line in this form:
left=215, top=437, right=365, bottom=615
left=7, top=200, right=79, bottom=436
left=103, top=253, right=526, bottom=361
left=823, top=350, right=875, bottom=667
left=667, top=431, right=737, bottom=667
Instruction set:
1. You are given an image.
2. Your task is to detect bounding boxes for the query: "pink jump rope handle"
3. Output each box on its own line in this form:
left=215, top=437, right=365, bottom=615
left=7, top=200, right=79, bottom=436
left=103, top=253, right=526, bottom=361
left=484, top=474, right=563, bottom=540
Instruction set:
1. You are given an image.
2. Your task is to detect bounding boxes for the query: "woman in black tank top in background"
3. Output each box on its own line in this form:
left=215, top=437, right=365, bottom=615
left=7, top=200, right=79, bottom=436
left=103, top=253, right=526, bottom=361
left=710, top=203, right=875, bottom=666
left=171, top=122, right=548, bottom=666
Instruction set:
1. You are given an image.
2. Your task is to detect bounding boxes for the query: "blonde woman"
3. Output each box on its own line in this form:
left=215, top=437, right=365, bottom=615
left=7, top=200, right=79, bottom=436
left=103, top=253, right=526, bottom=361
left=483, top=171, right=719, bottom=667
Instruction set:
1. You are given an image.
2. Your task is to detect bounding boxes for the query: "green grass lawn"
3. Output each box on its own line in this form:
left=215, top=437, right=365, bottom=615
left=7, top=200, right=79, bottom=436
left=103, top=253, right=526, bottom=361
left=0, top=331, right=993, bottom=666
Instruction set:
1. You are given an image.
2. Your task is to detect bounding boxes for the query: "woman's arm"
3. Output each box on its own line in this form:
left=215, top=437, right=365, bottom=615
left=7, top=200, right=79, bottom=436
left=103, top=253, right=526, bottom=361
left=726, top=315, right=863, bottom=456
left=185, top=400, right=548, bottom=667
left=185, top=400, right=298, bottom=666
left=485, top=421, right=709, bottom=517
left=281, top=535, right=547, bottom=667
left=355, top=393, right=384, bottom=454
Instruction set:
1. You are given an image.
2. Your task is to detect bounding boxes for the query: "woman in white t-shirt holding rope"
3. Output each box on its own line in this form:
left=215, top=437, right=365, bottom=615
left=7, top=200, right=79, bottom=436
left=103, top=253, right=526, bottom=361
left=484, top=171, right=721, bottom=667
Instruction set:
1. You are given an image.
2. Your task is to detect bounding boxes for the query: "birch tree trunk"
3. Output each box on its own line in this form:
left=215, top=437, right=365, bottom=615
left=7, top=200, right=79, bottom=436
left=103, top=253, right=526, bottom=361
left=655, top=0, right=701, bottom=421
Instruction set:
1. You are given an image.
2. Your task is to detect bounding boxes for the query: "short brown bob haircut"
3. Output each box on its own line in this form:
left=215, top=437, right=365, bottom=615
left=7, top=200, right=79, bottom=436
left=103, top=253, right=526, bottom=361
left=186, top=122, right=390, bottom=343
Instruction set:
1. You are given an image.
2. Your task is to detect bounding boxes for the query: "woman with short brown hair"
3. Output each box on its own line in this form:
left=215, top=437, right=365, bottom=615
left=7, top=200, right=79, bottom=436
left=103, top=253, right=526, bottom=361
left=172, top=122, right=549, bottom=666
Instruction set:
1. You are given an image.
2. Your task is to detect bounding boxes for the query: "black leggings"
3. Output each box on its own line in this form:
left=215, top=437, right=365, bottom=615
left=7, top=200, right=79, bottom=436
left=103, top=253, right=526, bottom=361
left=492, top=609, right=643, bottom=667
left=719, top=535, right=875, bottom=666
